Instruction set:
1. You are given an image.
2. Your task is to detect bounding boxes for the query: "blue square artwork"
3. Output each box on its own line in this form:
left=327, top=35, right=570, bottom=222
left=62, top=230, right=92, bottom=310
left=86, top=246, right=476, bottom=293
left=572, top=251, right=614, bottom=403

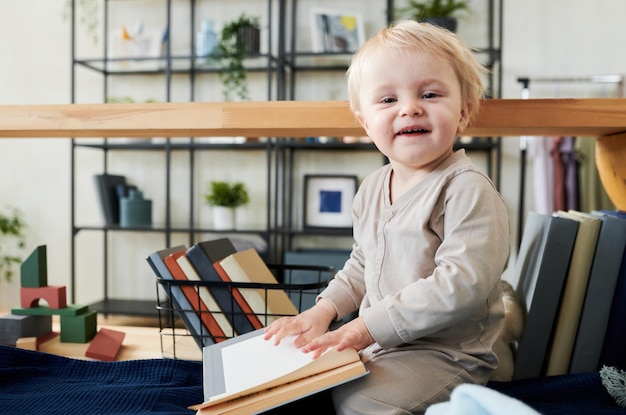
left=319, top=190, right=342, bottom=213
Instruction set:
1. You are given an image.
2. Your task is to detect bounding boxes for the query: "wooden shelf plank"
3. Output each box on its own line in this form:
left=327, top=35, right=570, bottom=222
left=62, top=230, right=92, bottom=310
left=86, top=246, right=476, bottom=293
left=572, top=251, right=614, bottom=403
left=1, top=99, right=626, bottom=139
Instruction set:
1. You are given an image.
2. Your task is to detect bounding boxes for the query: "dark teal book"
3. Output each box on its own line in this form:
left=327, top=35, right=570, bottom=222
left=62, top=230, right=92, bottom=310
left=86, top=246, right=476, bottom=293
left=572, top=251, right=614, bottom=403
left=197, top=238, right=238, bottom=263
left=146, top=245, right=213, bottom=348
left=513, top=212, right=578, bottom=380
left=94, top=174, right=126, bottom=225
left=596, top=210, right=626, bottom=371
left=185, top=244, right=256, bottom=335
left=569, top=212, right=626, bottom=373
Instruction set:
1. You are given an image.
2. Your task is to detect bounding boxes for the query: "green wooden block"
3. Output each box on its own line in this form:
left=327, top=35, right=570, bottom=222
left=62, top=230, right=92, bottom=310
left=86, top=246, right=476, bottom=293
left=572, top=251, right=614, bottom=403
left=20, top=245, right=47, bottom=288
left=60, top=309, right=97, bottom=343
left=11, top=304, right=88, bottom=316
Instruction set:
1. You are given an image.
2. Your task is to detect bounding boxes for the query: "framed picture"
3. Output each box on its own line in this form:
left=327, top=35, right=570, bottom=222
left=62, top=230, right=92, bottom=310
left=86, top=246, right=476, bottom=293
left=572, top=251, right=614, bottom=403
left=311, top=10, right=365, bottom=53
left=303, top=175, right=358, bottom=230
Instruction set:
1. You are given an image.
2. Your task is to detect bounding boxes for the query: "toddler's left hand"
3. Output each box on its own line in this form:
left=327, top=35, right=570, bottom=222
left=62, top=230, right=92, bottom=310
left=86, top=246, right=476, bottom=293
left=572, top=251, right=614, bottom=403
left=301, top=316, right=374, bottom=359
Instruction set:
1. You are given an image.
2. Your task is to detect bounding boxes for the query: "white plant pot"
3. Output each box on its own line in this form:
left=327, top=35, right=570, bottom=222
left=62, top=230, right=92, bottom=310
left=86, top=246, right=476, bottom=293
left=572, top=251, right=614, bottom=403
left=212, top=206, right=235, bottom=230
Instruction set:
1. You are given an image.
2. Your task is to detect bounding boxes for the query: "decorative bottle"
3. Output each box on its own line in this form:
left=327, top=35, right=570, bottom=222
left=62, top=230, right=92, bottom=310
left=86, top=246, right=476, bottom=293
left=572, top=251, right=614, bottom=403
left=120, top=189, right=152, bottom=227
left=196, top=20, right=217, bottom=62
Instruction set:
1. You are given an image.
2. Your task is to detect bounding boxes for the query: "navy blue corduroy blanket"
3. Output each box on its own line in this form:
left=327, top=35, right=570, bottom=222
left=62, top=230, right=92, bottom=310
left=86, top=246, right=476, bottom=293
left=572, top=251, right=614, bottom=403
left=0, top=345, right=203, bottom=415
left=1, top=344, right=624, bottom=415
left=488, top=372, right=625, bottom=414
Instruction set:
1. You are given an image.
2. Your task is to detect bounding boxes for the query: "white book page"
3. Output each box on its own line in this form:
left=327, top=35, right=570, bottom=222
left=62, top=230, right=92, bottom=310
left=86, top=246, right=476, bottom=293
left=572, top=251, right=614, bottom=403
left=221, top=333, right=314, bottom=394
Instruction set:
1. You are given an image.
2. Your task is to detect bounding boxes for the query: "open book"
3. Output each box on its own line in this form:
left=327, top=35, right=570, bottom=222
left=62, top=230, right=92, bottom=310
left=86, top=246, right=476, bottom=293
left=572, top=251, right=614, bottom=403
left=189, top=329, right=368, bottom=414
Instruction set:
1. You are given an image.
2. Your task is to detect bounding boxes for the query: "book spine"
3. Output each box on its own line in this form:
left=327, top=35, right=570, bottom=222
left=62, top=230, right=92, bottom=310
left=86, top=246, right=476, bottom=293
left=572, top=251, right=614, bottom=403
left=164, top=252, right=227, bottom=343
left=545, top=213, right=601, bottom=376
left=569, top=214, right=626, bottom=373
left=513, top=215, right=578, bottom=380
left=599, top=246, right=626, bottom=369
left=589, top=210, right=626, bottom=370
left=147, top=252, right=210, bottom=348
left=186, top=245, right=257, bottom=334
left=94, top=174, right=126, bottom=225
left=213, top=261, right=264, bottom=330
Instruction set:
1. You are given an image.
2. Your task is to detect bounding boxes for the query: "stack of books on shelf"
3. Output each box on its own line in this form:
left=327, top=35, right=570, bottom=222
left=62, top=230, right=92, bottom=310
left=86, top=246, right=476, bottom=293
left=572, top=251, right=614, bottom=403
left=147, top=238, right=332, bottom=348
left=513, top=209, right=626, bottom=380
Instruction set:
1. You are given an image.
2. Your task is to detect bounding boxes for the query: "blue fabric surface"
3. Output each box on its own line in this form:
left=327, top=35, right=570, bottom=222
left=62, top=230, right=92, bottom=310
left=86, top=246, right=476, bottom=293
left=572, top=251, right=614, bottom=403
left=488, top=372, right=626, bottom=414
left=2, top=344, right=624, bottom=415
left=0, top=345, right=203, bottom=415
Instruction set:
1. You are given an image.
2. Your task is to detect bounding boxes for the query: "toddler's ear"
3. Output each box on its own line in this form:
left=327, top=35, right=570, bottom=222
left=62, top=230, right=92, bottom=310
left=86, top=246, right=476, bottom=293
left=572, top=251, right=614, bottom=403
left=354, top=111, right=369, bottom=134
left=457, top=103, right=472, bottom=134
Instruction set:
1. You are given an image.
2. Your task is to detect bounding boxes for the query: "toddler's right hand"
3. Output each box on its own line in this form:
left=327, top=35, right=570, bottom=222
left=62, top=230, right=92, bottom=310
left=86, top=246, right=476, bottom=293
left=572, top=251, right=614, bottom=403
left=263, top=298, right=337, bottom=348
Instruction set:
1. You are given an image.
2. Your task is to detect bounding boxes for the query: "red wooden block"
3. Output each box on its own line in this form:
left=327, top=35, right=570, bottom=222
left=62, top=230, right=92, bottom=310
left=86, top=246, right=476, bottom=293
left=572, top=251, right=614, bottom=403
left=20, top=286, right=67, bottom=309
left=85, top=328, right=125, bottom=361
left=36, top=331, right=59, bottom=346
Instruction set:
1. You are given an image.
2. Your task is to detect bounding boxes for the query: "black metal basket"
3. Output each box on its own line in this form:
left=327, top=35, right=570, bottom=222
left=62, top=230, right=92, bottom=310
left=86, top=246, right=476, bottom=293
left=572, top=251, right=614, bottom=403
left=156, top=263, right=336, bottom=359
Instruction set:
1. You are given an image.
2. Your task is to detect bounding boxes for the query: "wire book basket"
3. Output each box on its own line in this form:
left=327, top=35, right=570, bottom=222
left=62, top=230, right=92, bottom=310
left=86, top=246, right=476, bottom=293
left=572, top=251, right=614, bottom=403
left=156, top=264, right=336, bottom=360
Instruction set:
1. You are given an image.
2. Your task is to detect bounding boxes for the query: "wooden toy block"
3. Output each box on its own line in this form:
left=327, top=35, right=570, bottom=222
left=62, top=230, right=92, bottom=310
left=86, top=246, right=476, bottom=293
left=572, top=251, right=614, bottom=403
left=20, top=285, right=67, bottom=309
left=16, top=337, right=37, bottom=351
left=85, top=328, right=126, bottom=361
left=20, top=245, right=47, bottom=288
left=11, top=304, right=88, bottom=317
left=0, top=314, right=52, bottom=345
left=60, top=310, right=97, bottom=343
left=36, top=331, right=59, bottom=346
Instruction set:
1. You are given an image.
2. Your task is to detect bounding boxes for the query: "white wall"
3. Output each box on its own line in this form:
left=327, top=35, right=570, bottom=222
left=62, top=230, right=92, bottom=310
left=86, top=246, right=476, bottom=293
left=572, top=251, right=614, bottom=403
left=1, top=0, right=625, bottom=309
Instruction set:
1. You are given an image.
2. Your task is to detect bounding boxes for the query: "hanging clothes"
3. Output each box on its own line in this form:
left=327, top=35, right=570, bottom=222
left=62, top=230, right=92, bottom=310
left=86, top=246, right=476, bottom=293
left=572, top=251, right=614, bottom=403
left=550, top=136, right=580, bottom=212
left=551, top=136, right=567, bottom=212
left=560, top=136, right=580, bottom=211
left=575, top=137, right=616, bottom=212
left=528, top=136, right=554, bottom=215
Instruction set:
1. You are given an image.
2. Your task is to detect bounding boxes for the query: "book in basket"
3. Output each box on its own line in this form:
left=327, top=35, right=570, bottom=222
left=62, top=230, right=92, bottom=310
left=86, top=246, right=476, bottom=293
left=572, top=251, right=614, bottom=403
left=189, top=329, right=368, bottom=415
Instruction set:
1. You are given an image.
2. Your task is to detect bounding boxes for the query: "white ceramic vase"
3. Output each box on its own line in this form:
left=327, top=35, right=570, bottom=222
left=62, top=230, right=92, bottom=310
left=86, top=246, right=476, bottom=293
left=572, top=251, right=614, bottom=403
left=212, top=206, right=235, bottom=230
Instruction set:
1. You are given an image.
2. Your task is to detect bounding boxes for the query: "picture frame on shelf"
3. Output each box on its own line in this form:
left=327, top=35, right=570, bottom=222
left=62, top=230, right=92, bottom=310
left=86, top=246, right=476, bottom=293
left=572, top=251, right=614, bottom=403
left=303, top=175, right=358, bottom=230
left=310, top=10, right=365, bottom=53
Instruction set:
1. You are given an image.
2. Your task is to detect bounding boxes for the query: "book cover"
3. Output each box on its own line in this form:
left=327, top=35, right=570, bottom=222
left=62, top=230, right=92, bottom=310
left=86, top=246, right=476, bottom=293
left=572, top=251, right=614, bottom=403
left=175, top=254, right=236, bottom=339
left=94, top=174, right=126, bottom=225
left=598, top=210, right=626, bottom=370
left=197, top=238, right=238, bottom=263
left=146, top=245, right=211, bottom=348
left=212, top=260, right=264, bottom=330
left=191, top=329, right=368, bottom=415
left=219, top=248, right=299, bottom=325
left=513, top=212, right=578, bottom=380
left=545, top=210, right=601, bottom=376
left=186, top=244, right=257, bottom=335
left=164, top=251, right=228, bottom=343
left=569, top=212, right=626, bottom=373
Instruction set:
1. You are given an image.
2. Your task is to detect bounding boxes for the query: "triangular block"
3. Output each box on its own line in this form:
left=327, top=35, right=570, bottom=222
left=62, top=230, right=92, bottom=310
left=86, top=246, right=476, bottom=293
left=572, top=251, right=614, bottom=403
left=20, top=245, right=47, bottom=288
left=86, top=328, right=125, bottom=361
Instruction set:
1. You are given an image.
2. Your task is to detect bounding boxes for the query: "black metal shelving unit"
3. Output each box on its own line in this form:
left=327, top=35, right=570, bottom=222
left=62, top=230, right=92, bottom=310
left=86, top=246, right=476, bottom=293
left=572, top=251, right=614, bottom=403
left=69, top=0, right=279, bottom=316
left=273, top=0, right=503, bottom=257
left=69, top=0, right=503, bottom=316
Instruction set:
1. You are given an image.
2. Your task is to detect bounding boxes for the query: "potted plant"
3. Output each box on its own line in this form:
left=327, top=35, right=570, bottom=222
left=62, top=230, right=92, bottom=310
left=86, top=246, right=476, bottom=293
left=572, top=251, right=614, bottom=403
left=213, top=14, right=261, bottom=101
left=204, top=181, right=250, bottom=230
left=395, top=0, right=471, bottom=32
left=0, top=207, right=26, bottom=282
left=64, top=0, right=100, bottom=45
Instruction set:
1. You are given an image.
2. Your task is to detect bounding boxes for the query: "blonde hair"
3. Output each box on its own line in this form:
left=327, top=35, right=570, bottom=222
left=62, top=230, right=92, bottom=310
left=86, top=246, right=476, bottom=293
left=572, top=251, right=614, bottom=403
left=347, top=20, right=487, bottom=122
